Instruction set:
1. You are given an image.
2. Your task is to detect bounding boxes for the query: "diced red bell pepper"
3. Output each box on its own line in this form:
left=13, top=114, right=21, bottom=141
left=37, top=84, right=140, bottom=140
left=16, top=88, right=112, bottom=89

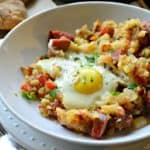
left=21, top=83, right=31, bottom=92
left=100, top=27, right=108, bottom=35
left=45, top=80, right=56, bottom=89
left=100, top=27, right=114, bottom=37
left=37, top=74, right=49, bottom=86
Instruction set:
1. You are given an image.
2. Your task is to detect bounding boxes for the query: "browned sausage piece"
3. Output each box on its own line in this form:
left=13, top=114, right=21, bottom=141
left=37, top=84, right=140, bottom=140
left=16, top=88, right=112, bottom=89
left=91, top=113, right=108, bottom=139
left=48, top=30, right=74, bottom=41
left=48, top=36, right=71, bottom=51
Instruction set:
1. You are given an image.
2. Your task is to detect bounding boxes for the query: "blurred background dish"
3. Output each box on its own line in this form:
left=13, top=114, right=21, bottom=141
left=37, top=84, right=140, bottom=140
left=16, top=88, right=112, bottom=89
left=0, top=0, right=56, bottom=38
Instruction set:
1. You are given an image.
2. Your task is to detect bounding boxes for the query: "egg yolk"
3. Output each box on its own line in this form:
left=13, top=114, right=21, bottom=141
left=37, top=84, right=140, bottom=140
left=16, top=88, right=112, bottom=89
left=73, top=68, right=103, bottom=94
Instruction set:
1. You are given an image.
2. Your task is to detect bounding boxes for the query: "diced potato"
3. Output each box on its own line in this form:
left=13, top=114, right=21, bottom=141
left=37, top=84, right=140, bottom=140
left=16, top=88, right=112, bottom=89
left=101, top=104, right=125, bottom=116
left=133, top=116, right=147, bottom=129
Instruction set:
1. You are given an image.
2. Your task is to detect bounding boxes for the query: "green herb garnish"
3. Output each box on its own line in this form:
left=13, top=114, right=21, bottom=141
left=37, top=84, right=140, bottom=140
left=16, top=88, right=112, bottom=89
left=22, top=91, right=36, bottom=100
left=81, top=76, right=86, bottom=84
left=80, top=63, right=85, bottom=67
left=115, top=37, right=122, bottom=40
left=111, top=91, right=121, bottom=96
left=97, top=39, right=101, bottom=45
left=90, top=77, right=94, bottom=82
left=87, top=63, right=94, bottom=67
left=127, top=83, right=138, bottom=89
left=81, top=53, right=100, bottom=67
left=85, top=53, right=100, bottom=64
left=73, top=57, right=80, bottom=61
left=49, top=89, right=57, bottom=98
left=85, top=55, right=96, bottom=63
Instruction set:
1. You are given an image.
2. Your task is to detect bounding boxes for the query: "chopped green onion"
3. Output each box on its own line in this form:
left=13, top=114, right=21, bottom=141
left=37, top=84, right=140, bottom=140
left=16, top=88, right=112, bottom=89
left=76, top=71, right=80, bottom=74
left=22, top=91, right=36, bottom=100
left=85, top=55, right=95, bottom=63
left=127, top=83, right=138, bottom=89
left=116, top=37, right=122, bottom=40
left=111, top=91, right=121, bottom=96
left=87, top=53, right=99, bottom=62
left=97, top=39, right=101, bottom=45
left=90, top=77, right=94, bottom=82
left=81, top=76, right=86, bottom=84
left=73, top=57, right=80, bottom=61
left=49, top=89, right=57, bottom=98
left=87, top=63, right=94, bottom=67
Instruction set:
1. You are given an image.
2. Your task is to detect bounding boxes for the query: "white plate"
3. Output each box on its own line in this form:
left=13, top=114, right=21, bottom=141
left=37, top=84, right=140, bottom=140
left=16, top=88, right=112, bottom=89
left=0, top=2, right=150, bottom=146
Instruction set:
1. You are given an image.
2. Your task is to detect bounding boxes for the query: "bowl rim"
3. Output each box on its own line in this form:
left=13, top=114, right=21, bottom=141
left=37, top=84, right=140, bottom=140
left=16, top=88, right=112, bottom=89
left=1, top=1, right=150, bottom=146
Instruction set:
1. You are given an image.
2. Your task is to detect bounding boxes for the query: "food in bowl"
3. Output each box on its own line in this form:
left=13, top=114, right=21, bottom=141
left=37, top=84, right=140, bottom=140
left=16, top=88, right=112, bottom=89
left=20, top=18, right=150, bottom=139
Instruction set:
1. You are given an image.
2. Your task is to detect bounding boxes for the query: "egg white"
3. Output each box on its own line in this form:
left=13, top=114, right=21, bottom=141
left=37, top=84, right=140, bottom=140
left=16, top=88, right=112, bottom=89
left=37, top=54, right=120, bottom=109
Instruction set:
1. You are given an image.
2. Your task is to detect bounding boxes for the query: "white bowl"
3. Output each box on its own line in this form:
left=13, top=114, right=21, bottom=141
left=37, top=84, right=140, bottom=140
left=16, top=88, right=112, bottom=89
left=0, top=2, right=149, bottom=146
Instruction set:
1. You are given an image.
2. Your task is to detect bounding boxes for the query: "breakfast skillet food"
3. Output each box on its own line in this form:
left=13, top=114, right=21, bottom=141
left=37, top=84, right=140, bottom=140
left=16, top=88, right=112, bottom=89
left=20, top=18, right=150, bottom=139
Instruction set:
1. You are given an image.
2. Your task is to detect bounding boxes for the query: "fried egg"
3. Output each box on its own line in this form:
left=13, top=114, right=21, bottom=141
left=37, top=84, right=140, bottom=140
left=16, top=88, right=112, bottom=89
left=37, top=54, right=121, bottom=109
